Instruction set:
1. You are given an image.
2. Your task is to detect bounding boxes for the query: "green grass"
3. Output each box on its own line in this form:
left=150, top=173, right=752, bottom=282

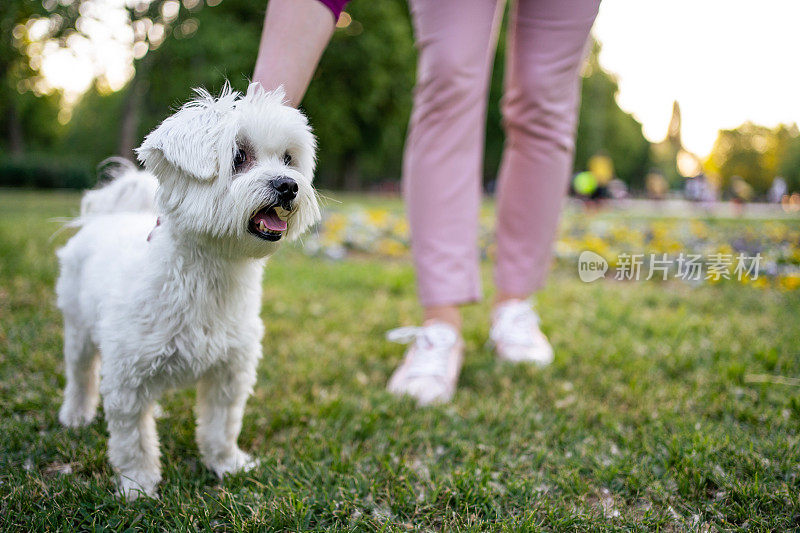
left=1, top=189, right=799, bottom=531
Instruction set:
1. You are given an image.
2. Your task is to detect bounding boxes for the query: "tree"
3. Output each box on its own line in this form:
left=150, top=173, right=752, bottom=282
left=705, top=122, right=800, bottom=194
left=572, top=40, right=651, bottom=188
left=65, top=0, right=416, bottom=190
left=302, top=1, right=415, bottom=189
left=0, top=0, right=79, bottom=155
left=6, top=0, right=652, bottom=192
left=778, top=133, right=800, bottom=193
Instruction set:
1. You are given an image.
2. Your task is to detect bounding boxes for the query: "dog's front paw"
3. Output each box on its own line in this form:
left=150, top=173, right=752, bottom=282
left=58, top=400, right=97, bottom=428
left=208, top=448, right=260, bottom=479
left=116, top=474, right=160, bottom=501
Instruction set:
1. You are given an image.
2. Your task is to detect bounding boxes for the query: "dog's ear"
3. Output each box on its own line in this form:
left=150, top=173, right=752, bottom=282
left=137, top=89, right=239, bottom=181
left=137, top=106, right=222, bottom=181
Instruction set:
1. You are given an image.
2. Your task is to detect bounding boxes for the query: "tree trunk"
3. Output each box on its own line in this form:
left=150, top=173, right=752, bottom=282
left=342, top=153, right=361, bottom=191
left=117, top=56, right=152, bottom=159
left=7, top=100, right=24, bottom=156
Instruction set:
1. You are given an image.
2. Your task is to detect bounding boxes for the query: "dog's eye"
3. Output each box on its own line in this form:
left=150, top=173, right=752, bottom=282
left=283, top=151, right=292, bottom=166
left=233, top=148, right=248, bottom=170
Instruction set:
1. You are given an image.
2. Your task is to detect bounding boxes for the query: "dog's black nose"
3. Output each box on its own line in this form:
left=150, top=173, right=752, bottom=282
left=272, top=176, right=298, bottom=201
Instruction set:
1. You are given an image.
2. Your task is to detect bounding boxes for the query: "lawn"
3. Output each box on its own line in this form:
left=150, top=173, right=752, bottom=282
left=1, top=189, right=799, bottom=531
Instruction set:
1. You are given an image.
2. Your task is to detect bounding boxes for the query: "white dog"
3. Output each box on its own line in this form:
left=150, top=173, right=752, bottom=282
left=55, top=84, right=320, bottom=499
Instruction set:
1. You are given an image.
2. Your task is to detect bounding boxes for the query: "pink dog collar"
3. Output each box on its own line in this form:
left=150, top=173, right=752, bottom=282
left=146, top=217, right=161, bottom=242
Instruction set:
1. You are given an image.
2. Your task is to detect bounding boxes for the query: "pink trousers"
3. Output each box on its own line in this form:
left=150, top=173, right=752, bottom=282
left=403, top=0, right=600, bottom=307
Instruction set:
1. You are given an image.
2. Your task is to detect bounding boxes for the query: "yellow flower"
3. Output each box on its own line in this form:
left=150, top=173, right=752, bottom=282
left=366, top=208, right=390, bottom=228
left=690, top=220, right=709, bottom=239
left=715, top=244, right=735, bottom=256
left=650, top=221, right=672, bottom=241
left=611, top=226, right=644, bottom=247
left=779, top=273, right=800, bottom=291
left=324, top=213, right=347, bottom=234
left=752, top=277, right=769, bottom=289
left=377, top=238, right=406, bottom=257
left=765, top=222, right=789, bottom=241
left=582, top=235, right=609, bottom=256
left=554, top=239, right=574, bottom=257
left=392, top=218, right=409, bottom=239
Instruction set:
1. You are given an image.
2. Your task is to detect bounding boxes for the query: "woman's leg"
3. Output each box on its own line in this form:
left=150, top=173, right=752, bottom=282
left=493, top=0, right=600, bottom=302
left=403, top=0, right=505, bottom=328
left=252, top=0, right=338, bottom=106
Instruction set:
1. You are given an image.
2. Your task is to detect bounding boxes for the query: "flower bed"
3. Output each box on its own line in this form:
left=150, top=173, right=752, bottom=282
left=303, top=207, right=800, bottom=289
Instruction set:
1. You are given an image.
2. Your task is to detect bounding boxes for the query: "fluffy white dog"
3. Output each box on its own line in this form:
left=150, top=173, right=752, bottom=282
left=55, top=84, right=320, bottom=499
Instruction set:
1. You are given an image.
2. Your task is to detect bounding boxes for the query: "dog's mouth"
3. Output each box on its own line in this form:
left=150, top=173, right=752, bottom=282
left=248, top=206, right=288, bottom=242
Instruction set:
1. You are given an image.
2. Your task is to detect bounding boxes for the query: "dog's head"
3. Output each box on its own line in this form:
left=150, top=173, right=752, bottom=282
left=136, top=83, right=320, bottom=258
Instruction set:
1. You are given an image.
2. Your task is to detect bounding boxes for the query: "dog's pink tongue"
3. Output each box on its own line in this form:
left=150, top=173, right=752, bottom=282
left=254, top=209, right=287, bottom=231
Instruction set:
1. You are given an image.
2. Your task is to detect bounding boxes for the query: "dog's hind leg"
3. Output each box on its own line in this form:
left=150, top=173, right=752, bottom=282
left=195, top=362, right=259, bottom=478
left=103, top=387, right=162, bottom=500
left=58, top=319, right=100, bottom=427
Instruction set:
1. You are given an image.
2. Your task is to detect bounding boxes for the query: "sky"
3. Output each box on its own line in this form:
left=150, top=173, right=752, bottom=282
left=36, top=0, right=800, bottom=157
left=37, top=0, right=133, bottom=101
left=592, top=0, right=800, bottom=156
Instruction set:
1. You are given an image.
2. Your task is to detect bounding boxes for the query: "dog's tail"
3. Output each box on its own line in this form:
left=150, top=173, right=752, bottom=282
left=79, top=158, right=158, bottom=217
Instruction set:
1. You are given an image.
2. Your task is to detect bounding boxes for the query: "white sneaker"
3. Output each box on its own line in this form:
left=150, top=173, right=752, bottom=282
left=489, top=300, right=554, bottom=365
left=386, top=322, right=464, bottom=406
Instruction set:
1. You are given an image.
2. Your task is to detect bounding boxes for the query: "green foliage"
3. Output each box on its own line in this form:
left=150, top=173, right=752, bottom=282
left=484, top=8, right=509, bottom=183
left=303, top=0, right=415, bottom=189
left=56, top=87, right=128, bottom=161
left=138, top=0, right=263, bottom=119
left=706, top=122, right=800, bottom=194
left=93, top=0, right=415, bottom=190
left=0, top=154, right=93, bottom=188
left=778, top=133, right=800, bottom=192
left=3, top=0, right=652, bottom=190
left=2, top=88, right=63, bottom=150
left=2, top=191, right=800, bottom=529
left=574, top=42, right=651, bottom=188
left=0, top=0, right=80, bottom=153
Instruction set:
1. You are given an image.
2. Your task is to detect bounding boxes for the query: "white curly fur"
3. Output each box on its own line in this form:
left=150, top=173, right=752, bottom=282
left=55, top=84, right=320, bottom=499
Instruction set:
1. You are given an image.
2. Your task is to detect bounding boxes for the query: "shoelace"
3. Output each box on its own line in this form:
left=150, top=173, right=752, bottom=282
left=386, top=325, right=457, bottom=378
left=490, top=302, right=541, bottom=346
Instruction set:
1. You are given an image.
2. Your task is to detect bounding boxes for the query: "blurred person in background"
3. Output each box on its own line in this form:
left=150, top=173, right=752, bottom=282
left=587, top=151, right=614, bottom=201
left=768, top=176, right=787, bottom=204
left=607, top=178, right=628, bottom=200
left=253, top=0, right=601, bottom=406
left=730, top=175, right=754, bottom=217
left=645, top=170, right=669, bottom=201
left=684, top=174, right=702, bottom=202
